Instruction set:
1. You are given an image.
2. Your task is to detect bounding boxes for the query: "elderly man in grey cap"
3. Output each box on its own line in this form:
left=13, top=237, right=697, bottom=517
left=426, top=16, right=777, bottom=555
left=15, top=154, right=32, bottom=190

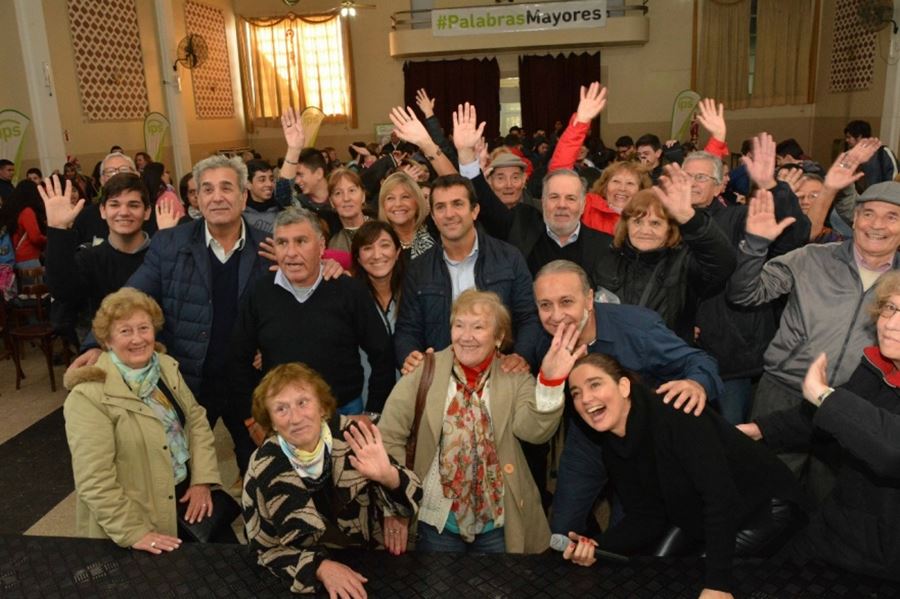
left=727, top=178, right=900, bottom=499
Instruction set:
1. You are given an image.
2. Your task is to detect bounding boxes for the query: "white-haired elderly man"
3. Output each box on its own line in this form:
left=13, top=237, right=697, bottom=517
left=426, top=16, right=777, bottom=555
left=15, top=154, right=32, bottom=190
left=68, top=154, right=272, bottom=475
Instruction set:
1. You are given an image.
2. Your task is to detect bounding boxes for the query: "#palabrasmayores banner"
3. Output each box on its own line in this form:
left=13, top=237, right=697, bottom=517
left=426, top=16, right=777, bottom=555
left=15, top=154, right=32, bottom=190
left=432, top=0, right=607, bottom=36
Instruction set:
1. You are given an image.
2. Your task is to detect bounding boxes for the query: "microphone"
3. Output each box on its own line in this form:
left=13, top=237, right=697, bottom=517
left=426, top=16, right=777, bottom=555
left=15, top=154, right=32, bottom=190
left=549, top=533, right=630, bottom=564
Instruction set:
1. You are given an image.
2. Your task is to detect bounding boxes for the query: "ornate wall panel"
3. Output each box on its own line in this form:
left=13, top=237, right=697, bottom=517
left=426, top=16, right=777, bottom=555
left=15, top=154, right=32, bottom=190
left=830, top=0, right=877, bottom=92
left=184, top=1, right=235, bottom=119
left=66, top=0, right=150, bottom=121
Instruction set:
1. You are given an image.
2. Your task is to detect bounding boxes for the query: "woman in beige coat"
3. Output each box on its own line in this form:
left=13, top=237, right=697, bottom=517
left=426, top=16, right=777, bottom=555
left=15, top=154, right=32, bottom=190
left=378, top=289, right=583, bottom=554
left=64, top=288, right=221, bottom=553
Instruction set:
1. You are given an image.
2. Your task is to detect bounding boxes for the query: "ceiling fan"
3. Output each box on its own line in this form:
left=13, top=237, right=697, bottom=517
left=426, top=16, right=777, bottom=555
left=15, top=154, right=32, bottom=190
left=336, top=0, right=375, bottom=17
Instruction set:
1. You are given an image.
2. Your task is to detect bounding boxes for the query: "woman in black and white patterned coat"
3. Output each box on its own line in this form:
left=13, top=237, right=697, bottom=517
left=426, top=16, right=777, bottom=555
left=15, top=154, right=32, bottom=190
left=243, top=363, right=421, bottom=597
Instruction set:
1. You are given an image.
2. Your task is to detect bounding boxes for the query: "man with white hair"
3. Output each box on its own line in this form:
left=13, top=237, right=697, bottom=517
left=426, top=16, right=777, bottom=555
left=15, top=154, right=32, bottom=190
left=453, top=105, right=610, bottom=279
left=69, top=154, right=271, bottom=474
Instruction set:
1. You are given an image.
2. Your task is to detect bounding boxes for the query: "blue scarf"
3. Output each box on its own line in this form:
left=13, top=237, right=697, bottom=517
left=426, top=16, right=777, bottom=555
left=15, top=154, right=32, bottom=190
left=110, top=351, right=190, bottom=484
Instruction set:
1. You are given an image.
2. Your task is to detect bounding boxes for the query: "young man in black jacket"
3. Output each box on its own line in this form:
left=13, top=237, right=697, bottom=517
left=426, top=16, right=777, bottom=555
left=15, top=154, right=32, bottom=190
left=42, top=172, right=153, bottom=322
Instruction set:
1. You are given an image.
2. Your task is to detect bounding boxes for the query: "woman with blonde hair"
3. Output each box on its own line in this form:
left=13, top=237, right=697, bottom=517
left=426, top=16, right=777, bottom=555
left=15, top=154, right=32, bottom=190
left=377, top=171, right=435, bottom=259
left=64, top=287, right=225, bottom=553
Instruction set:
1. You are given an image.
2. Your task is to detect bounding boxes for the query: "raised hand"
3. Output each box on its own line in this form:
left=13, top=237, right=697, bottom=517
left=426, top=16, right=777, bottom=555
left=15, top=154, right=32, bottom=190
left=741, top=133, right=777, bottom=190
left=696, top=98, right=726, bottom=142
left=575, top=82, right=607, bottom=124
left=39, top=174, right=84, bottom=229
left=776, top=167, right=804, bottom=194
left=824, top=138, right=881, bottom=191
left=540, top=322, right=588, bottom=381
left=281, top=106, right=306, bottom=151
left=155, top=197, right=181, bottom=230
left=654, top=163, right=695, bottom=224
left=389, top=106, right=432, bottom=149
left=344, top=420, right=399, bottom=489
left=399, top=161, right=428, bottom=182
left=415, top=88, right=435, bottom=118
left=745, top=189, right=796, bottom=240
left=801, top=352, right=831, bottom=406
left=452, top=102, right=486, bottom=164
left=474, top=137, right=489, bottom=172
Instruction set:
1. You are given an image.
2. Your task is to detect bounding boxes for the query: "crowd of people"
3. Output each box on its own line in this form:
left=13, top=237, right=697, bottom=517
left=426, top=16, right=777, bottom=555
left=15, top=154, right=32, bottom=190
left=1, top=83, right=899, bottom=598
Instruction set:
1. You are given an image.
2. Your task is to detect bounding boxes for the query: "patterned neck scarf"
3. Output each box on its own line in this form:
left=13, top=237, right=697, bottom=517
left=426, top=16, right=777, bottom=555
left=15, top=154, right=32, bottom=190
left=439, top=352, right=504, bottom=542
left=278, top=421, right=333, bottom=480
left=109, top=351, right=190, bottom=484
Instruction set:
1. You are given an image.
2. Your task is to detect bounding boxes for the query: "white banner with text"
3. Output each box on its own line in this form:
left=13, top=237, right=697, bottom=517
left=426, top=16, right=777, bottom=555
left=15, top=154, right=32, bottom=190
left=432, top=1, right=607, bottom=36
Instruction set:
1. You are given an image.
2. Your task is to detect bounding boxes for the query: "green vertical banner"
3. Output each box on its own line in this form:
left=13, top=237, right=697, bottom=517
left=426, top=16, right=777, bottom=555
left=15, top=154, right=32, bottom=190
left=0, top=109, right=32, bottom=183
left=144, top=112, right=170, bottom=163
left=670, top=90, right=700, bottom=142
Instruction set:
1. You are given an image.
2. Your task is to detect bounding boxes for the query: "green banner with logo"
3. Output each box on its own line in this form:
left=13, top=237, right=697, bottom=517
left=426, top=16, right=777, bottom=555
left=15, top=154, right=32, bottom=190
left=144, top=112, right=170, bottom=163
left=0, top=109, right=32, bottom=183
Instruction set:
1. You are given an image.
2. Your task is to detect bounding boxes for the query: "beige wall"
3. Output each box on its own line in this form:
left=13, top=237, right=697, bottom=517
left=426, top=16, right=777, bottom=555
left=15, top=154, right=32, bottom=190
left=3, top=0, right=893, bottom=174
left=5, top=0, right=247, bottom=176
left=0, top=0, right=40, bottom=172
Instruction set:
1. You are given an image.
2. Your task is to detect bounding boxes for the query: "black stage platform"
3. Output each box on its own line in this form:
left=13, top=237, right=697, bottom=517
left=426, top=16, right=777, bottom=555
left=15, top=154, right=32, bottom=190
left=1, top=534, right=897, bottom=598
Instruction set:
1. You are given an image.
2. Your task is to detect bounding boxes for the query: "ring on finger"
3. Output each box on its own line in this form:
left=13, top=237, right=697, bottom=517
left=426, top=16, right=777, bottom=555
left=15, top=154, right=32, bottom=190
left=150, top=541, right=157, bottom=548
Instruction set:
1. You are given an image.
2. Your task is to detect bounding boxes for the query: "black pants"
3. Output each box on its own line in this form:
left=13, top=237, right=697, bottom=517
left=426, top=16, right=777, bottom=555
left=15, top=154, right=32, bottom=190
left=654, top=498, right=805, bottom=558
left=197, top=378, right=255, bottom=477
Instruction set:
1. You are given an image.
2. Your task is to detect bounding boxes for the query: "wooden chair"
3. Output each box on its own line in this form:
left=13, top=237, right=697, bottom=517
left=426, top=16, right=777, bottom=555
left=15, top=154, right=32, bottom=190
left=0, top=298, right=25, bottom=384
left=8, top=266, right=72, bottom=392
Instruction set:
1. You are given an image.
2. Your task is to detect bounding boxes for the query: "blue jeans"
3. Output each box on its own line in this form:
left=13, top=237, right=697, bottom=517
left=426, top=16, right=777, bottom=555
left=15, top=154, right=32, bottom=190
left=549, top=416, right=608, bottom=536
left=338, top=396, right=364, bottom=416
left=416, top=522, right=506, bottom=553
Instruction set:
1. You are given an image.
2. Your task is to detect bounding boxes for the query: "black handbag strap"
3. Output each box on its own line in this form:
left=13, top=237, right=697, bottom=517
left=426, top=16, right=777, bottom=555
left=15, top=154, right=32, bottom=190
left=157, top=377, right=186, bottom=427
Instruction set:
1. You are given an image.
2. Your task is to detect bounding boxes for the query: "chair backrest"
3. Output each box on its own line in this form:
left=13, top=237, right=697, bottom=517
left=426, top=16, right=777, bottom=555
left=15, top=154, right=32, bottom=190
left=13, top=266, right=51, bottom=320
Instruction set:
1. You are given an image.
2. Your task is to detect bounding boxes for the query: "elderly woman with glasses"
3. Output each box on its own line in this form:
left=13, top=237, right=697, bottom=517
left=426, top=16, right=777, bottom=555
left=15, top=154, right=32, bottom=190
left=590, top=168, right=736, bottom=342
left=739, top=270, right=900, bottom=581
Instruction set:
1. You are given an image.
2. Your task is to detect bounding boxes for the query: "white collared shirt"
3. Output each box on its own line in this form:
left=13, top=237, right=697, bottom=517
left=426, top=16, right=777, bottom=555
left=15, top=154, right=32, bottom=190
left=274, top=266, right=324, bottom=304
left=443, top=236, right=479, bottom=301
left=205, top=220, right=246, bottom=263
left=546, top=222, right=581, bottom=248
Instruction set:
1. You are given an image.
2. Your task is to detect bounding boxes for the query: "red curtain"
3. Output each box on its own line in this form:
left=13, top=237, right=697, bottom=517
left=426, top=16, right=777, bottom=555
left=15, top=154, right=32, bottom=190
left=403, top=58, right=501, bottom=141
left=519, top=52, right=601, bottom=138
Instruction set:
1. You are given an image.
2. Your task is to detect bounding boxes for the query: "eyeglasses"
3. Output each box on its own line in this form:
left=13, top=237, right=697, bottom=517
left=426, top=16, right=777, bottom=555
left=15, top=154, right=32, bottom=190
left=686, top=173, right=718, bottom=184
left=797, top=192, right=820, bottom=201
left=880, top=302, right=900, bottom=319
left=102, top=166, right=136, bottom=177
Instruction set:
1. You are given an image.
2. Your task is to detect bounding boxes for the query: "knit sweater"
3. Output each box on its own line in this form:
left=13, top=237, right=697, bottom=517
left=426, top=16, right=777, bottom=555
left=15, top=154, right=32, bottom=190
left=45, top=227, right=147, bottom=319
left=230, top=273, right=396, bottom=413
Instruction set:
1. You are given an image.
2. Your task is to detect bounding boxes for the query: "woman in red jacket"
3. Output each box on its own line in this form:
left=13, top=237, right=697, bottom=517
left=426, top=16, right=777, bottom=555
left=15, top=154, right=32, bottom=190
left=9, top=180, right=47, bottom=268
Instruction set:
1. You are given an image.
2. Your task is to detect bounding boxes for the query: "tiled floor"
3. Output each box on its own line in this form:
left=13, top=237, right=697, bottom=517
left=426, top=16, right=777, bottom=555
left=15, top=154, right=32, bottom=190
left=0, top=347, right=242, bottom=539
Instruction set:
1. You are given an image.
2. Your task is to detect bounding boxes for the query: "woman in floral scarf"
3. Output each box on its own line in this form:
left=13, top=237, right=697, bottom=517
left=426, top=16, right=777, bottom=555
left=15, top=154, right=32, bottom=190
left=379, top=289, right=579, bottom=553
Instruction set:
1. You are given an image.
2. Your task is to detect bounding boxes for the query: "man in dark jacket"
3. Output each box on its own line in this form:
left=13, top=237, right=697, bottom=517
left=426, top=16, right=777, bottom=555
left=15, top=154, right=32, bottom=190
left=530, top=260, right=725, bottom=537
left=844, top=120, right=898, bottom=192
left=394, top=174, right=542, bottom=374
left=69, top=155, right=271, bottom=474
left=686, top=134, right=810, bottom=424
